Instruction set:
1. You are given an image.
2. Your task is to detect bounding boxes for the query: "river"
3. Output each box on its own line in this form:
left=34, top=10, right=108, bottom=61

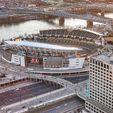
left=0, top=13, right=112, bottom=41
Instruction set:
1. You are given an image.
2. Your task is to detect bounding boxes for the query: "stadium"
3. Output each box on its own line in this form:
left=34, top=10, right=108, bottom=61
left=2, top=28, right=103, bottom=69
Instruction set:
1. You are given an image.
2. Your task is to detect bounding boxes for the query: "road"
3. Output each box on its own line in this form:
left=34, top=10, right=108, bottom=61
left=36, top=97, right=84, bottom=113
left=0, top=82, right=58, bottom=107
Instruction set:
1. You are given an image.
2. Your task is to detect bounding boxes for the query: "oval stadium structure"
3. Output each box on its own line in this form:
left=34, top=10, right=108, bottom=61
left=2, top=28, right=103, bottom=70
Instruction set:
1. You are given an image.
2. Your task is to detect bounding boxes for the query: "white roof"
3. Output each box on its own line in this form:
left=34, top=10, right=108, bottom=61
left=5, top=41, right=82, bottom=51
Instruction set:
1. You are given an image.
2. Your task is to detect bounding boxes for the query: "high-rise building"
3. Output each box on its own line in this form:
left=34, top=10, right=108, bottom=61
left=85, top=50, right=113, bottom=113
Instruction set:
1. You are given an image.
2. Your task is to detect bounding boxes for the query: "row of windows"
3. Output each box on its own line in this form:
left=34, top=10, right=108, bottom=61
left=90, top=65, right=111, bottom=72
left=90, top=84, right=113, bottom=94
left=89, top=96, right=113, bottom=110
left=90, top=78, right=112, bottom=86
left=90, top=76, right=112, bottom=82
left=90, top=68, right=112, bottom=75
left=90, top=75, right=112, bottom=82
left=90, top=91, right=113, bottom=99
left=90, top=78, right=112, bottom=87
left=90, top=68, right=112, bottom=76
left=86, top=102, right=105, bottom=113
left=89, top=73, right=112, bottom=81
left=90, top=88, right=113, bottom=97
left=90, top=77, right=112, bottom=84
left=90, top=58, right=110, bottom=70
left=90, top=67, right=112, bottom=75
left=90, top=72, right=112, bottom=79
left=90, top=94, right=113, bottom=101
left=90, top=93, right=113, bottom=103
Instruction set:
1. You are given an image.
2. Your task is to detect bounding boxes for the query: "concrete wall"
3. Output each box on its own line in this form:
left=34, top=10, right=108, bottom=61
left=43, top=57, right=67, bottom=68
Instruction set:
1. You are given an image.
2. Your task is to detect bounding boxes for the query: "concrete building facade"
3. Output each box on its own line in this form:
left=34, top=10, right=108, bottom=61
left=85, top=51, right=113, bottom=113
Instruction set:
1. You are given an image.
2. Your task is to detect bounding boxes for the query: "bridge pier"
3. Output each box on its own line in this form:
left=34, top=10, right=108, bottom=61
left=101, top=11, right=105, bottom=17
left=87, top=20, right=93, bottom=28
left=44, top=15, right=54, bottom=19
left=59, top=17, right=65, bottom=26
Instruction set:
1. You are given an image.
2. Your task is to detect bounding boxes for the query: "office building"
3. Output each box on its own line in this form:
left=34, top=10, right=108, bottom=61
left=85, top=49, right=113, bottom=113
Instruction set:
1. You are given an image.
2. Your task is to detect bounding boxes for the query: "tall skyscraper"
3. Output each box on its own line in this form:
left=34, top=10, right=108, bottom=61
left=85, top=50, right=113, bottom=113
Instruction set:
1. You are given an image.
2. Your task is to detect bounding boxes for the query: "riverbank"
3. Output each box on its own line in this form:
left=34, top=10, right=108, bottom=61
left=0, top=14, right=55, bottom=25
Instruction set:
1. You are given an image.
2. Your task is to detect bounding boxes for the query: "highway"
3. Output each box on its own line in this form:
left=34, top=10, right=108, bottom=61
left=26, top=67, right=89, bottom=74
left=0, top=82, right=58, bottom=106
left=0, top=47, right=88, bottom=113
left=36, top=97, right=84, bottom=113
left=0, top=76, right=88, bottom=113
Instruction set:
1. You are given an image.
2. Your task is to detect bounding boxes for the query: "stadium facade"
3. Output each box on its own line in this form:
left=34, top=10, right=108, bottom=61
left=2, top=40, right=85, bottom=69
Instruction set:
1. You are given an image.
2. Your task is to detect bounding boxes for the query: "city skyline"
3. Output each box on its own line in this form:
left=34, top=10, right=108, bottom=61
left=0, top=0, right=113, bottom=113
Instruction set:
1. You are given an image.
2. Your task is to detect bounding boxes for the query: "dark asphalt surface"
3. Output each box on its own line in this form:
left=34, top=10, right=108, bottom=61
left=0, top=82, right=58, bottom=106
left=64, top=75, right=89, bottom=83
left=35, top=96, right=84, bottom=113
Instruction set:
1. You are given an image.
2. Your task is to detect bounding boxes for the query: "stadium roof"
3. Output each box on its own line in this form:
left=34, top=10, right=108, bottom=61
left=83, top=29, right=103, bottom=36
left=5, top=41, right=82, bottom=51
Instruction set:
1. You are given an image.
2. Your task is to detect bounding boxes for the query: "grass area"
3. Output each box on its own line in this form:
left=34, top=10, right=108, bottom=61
left=105, top=37, right=113, bottom=42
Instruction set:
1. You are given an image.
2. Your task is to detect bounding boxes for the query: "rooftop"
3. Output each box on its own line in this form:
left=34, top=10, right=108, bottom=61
left=92, top=47, right=113, bottom=65
left=5, top=41, right=82, bottom=51
left=94, top=53, right=113, bottom=65
left=83, top=28, right=102, bottom=36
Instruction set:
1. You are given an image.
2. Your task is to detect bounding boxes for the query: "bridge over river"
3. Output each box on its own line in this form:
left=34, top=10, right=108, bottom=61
left=9, top=8, right=113, bottom=25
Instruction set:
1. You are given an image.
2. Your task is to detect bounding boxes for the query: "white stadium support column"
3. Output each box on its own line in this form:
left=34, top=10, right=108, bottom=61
left=11, top=54, right=25, bottom=67
left=20, top=56, right=25, bottom=67
left=43, top=57, right=47, bottom=68
left=68, top=58, right=85, bottom=69
left=11, top=54, right=20, bottom=65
